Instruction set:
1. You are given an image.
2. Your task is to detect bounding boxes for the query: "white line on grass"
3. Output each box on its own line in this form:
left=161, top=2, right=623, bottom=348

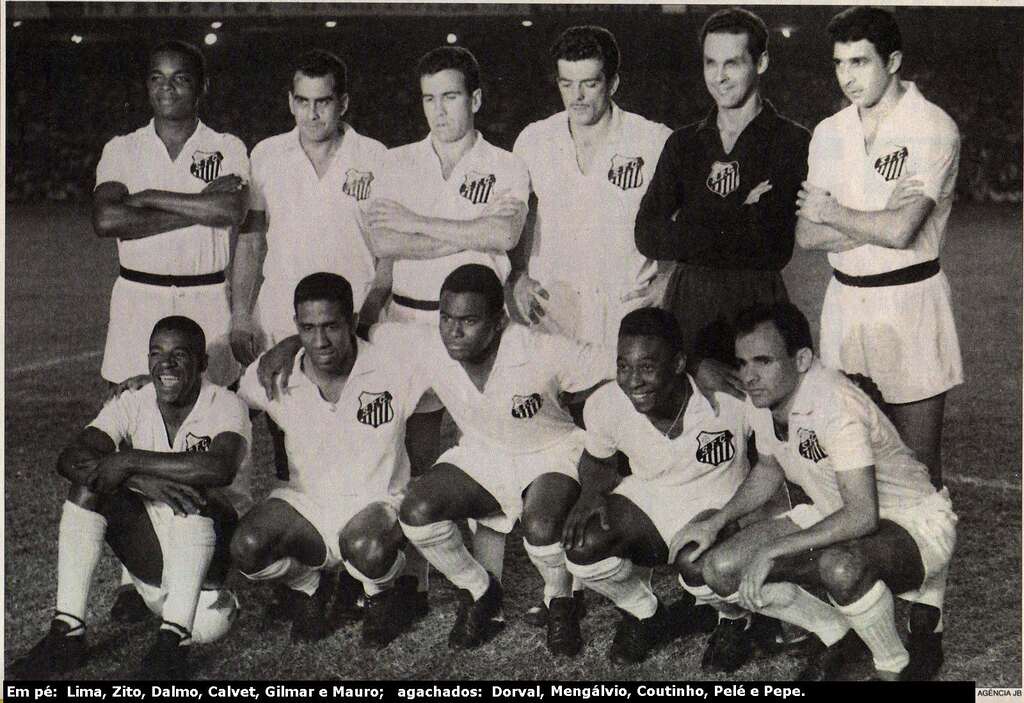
left=7, top=350, right=103, bottom=376
left=946, top=473, right=1021, bottom=492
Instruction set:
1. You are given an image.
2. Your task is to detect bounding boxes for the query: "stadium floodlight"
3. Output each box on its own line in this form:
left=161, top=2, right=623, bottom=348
left=446, top=33, right=457, bottom=44
left=521, top=20, right=533, bottom=28
left=210, top=21, right=223, bottom=29
left=325, top=20, right=338, bottom=28
left=71, top=34, right=83, bottom=44
left=13, top=20, right=23, bottom=27
left=780, top=26, right=794, bottom=39
left=204, top=32, right=218, bottom=46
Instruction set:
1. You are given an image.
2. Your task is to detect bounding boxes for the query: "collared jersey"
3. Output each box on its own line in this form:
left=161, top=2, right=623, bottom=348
left=376, top=132, right=530, bottom=301
left=238, top=340, right=428, bottom=500
left=585, top=377, right=750, bottom=496
left=250, top=124, right=387, bottom=313
left=375, top=323, right=612, bottom=455
left=514, top=105, right=672, bottom=290
left=807, top=82, right=960, bottom=276
left=95, top=120, right=250, bottom=276
left=89, top=380, right=253, bottom=514
left=746, top=361, right=936, bottom=516
left=635, top=101, right=810, bottom=271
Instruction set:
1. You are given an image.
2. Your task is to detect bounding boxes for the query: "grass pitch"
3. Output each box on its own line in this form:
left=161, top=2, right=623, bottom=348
left=4, top=203, right=1021, bottom=683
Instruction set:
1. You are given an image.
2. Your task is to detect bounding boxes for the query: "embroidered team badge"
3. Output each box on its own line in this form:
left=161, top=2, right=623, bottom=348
left=342, top=169, right=374, bottom=201
left=607, top=154, right=645, bottom=191
left=357, top=391, right=394, bottom=428
left=190, top=150, right=224, bottom=183
left=184, top=433, right=212, bottom=453
left=460, top=171, right=497, bottom=205
left=797, top=428, right=828, bottom=463
left=706, top=161, right=740, bottom=197
left=874, top=146, right=909, bottom=182
left=695, top=430, right=735, bottom=466
left=511, top=393, right=543, bottom=419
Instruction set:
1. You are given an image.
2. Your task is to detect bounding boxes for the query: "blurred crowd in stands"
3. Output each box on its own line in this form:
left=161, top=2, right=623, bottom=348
left=6, top=13, right=1022, bottom=204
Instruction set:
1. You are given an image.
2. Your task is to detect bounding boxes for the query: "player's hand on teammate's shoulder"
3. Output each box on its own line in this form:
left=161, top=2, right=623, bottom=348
left=257, top=336, right=301, bottom=401
left=511, top=273, right=549, bottom=325
left=562, top=490, right=611, bottom=550
left=885, top=177, right=926, bottom=209
left=693, top=358, right=745, bottom=412
left=743, top=179, right=773, bottom=206
left=230, top=319, right=265, bottom=367
left=106, top=374, right=152, bottom=401
left=125, top=475, right=206, bottom=516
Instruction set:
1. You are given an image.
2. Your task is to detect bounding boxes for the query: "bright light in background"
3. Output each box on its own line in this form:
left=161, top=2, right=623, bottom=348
left=71, top=34, right=83, bottom=44
left=204, top=32, right=218, bottom=46
left=446, top=33, right=457, bottom=44
left=325, top=20, right=337, bottom=28
left=780, top=26, right=794, bottom=39
left=521, top=20, right=533, bottom=28
left=13, top=20, right=23, bottom=27
left=210, top=21, right=223, bottom=29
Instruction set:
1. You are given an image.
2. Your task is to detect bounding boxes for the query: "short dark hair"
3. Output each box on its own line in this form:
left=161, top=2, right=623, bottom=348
left=618, top=308, right=683, bottom=356
left=734, top=302, right=814, bottom=356
left=700, top=7, right=769, bottom=62
left=550, top=25, right=621, bottom=82
left=827, top=6, right=902, bottom=62
left=150, top=40, right=207, bottom=87
left=417, top=46, right=481, bottom=94
left=293, top=49, right=348, bottom=95
left=440, top=264, right=504, bottom=317
left=151, top=315, right=206, bottom=357
left=293, top=272, right=354, bottom=321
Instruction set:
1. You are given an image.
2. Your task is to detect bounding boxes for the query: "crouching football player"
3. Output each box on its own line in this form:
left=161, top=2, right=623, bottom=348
left=11, top=316, right=252, bottom=680
left=231, top=273, right=429, bottom=648
left=679, top=303, right=956, bottom=681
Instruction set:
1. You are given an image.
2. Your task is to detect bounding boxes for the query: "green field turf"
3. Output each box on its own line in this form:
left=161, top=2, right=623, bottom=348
left=4, top=202, right=1021, bottom=683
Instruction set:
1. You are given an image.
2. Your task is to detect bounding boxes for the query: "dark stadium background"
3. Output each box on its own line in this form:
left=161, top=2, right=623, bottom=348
left=4, top=2, right=1022, bottom=685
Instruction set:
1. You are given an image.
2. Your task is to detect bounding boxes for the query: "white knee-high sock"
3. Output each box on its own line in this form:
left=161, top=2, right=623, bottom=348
left=523, top=540, right=572, bottom=606
left=345, top=552, right=406, bottom=597
left=836, top=581, right=909, bottom=673
left=567, top=556, right=657, bottom=619
left=755, top=582, right=850, bottom=646
left=401, top=520, right=489, bottom=600
left=161, top=514, right=216, bottom=635
left=240, top=557, right=321, bottom=595
left=55, top=501, right=108, bottom=627
left=120, top=566, right=134, bottom=588
left=679, top=576, right=747, bottom=619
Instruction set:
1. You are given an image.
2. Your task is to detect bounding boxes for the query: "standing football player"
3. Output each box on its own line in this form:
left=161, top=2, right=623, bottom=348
left=795, top=6, right=962, bottom=488
left=10, top=317, right=252, bottom=680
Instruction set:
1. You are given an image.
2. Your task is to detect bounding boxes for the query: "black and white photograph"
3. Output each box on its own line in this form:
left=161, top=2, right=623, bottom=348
left=4, top=1, right=1021, bottom=689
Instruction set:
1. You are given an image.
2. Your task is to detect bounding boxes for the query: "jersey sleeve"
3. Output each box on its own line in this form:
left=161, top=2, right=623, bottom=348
left=913, top=119, right=960, bottom=203
left=512, top=127, right=536, bottom=194
left=247, top=141, right=268, bottom=212
left=505, top=152, right=531, bottom=204
left=236, top=362, right=269, bottom=414
left=547, top=334, right=614, bottom=394
left=209, top=390, right=254, bottom=447
left=221, top=134, right=251, bottom=184
left=582, top=387, right=618, bottom=459
left=806, top=121, right=834, bottom=191
left=820, top=390, right=876, bottom=472
left=87, top=391, right=137, bottom=446
left=95, top=137, right=126, bottom=189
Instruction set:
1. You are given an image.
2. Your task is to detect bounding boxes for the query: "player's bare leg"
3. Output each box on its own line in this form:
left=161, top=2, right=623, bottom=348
left=338, top=503, right=420, bottom=648
left=887, top=393, right=947, bottom=489
left=230, top=499, right=332, bottom=643
left=521, top=473, right=581, bottom=655
left=403, top=409, right=445, bottom=598
left=399, top=463, right=504, bottom=649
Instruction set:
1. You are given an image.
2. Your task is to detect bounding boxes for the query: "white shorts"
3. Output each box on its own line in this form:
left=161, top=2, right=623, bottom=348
left=613, top=476, right=740, bottom=564
left=781, top=488, right=957, bottom=606
left=439, top=431, right=584, bottom=534
left=102, top=276, right=239, bottom=386
left=819, top=271, right=963, bottom=404
left=269, top=486, right=404, bottom=569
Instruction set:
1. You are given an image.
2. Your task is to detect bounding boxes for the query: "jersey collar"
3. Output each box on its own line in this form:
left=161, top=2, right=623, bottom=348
left=287, top=338, right=377, bottom=392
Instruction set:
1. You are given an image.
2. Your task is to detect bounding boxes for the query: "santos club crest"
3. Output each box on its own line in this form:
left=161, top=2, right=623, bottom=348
left=696, top=430, right=735, bottom=466
left=460, top=171, right=497, bottom=205
left=511, top=393, right=543, bottom=419
left=706, top=161, right=740, bottom=198
left=607, top=154, right=645, bottom=191
left=797, top=428, right=828, bottom=463
left=190, top=150, right=224, bottom=183
left=184, top=433, right=212, bottom=453
left=343, top=169, right=374, bottom=201
left=874, top=146, right=909, bottom=182
left=357, top=391, right=394, bottom=428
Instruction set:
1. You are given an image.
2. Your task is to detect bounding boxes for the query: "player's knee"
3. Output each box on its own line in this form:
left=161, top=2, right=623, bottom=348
left=702, top=547, right=742, bottom=596
left=565, top=527, right=614, bottom=566
left=817, top=546, right=872, bottom=604
left=674, top=550, right=705, bottom=587
left=66, top=483, right=101, bottom=511
left=398, top=490, right=441, bottom=527
left=340, top=533, right=398, bottom=579
left=521, top=512, right=563, bottom=547
left=229, top=527, right=270, bottom=574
